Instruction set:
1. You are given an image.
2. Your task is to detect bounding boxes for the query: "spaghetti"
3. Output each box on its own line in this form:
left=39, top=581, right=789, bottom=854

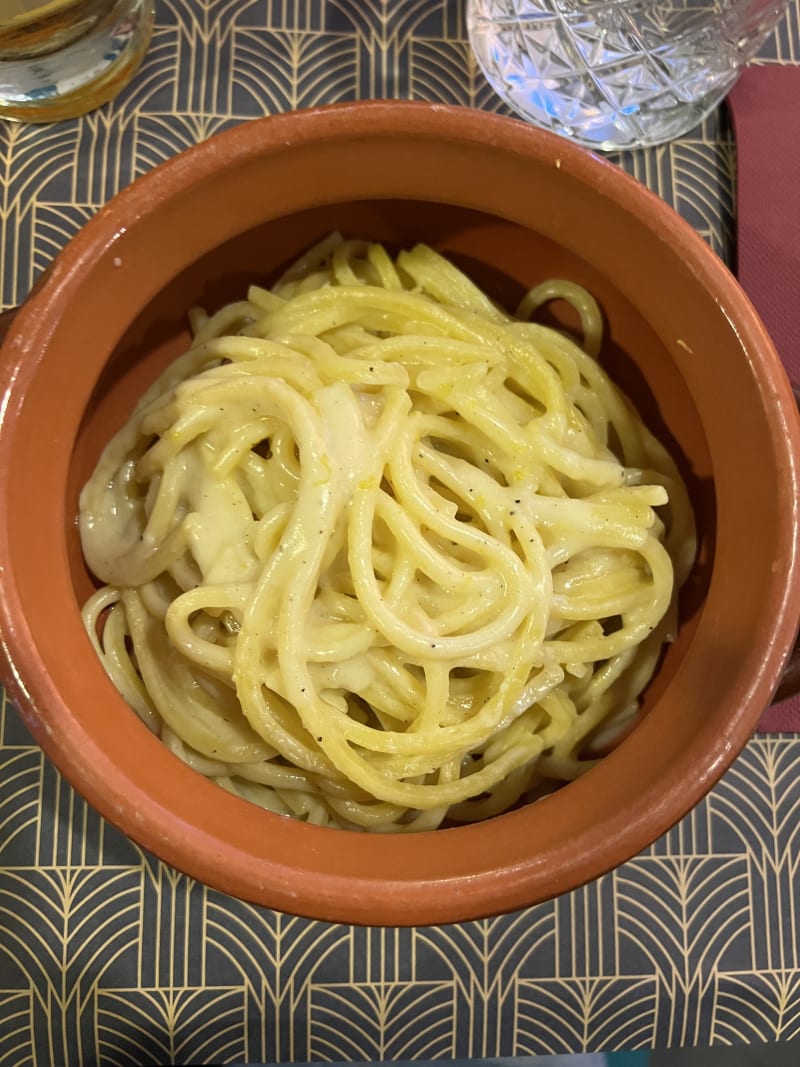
left=80, top=235, right=695, bottom=831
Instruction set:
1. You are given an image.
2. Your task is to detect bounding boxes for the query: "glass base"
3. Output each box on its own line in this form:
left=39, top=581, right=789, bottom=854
left=0, top=0, right=154, bottom=123
left=548, top=87, right=734, bottom=153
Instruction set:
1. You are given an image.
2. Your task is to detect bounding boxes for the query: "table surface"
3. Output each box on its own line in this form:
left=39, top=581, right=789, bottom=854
left=1, top=3, right=800, bottom=1065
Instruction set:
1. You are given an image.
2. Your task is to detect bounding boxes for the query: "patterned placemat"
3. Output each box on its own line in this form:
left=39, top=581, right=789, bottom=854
left=1, top=3, right=799, bottom=1065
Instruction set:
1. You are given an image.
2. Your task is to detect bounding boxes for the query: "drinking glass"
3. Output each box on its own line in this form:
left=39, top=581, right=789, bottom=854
left=0, top=0, right=154, bottom=122
left=467, top=0, right=789, bottom=151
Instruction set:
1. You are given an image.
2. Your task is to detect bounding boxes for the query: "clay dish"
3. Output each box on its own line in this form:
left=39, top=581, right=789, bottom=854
left=0, top=102, right=798, bottom=925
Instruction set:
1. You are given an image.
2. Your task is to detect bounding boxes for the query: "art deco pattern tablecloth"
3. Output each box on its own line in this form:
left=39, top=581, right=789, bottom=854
left=1, top=3, right=800, bottom=1065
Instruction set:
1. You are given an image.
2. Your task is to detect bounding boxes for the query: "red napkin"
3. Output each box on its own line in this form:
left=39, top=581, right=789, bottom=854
left=728, top=65, right=800, bottom=731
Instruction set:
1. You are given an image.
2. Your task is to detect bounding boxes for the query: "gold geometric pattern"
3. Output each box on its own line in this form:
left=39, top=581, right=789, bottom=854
left=0, top=2, right=797, bottom=1063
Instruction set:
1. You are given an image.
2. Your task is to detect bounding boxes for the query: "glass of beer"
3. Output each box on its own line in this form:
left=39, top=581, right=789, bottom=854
left=0, top=0, right=155, bottom=122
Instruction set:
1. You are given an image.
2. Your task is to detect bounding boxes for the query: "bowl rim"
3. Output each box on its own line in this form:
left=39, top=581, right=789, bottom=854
left=1, top=100, right=799, bottom=926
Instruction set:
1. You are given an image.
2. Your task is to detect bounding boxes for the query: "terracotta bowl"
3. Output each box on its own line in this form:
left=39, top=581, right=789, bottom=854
left=1, top=102, right=798, bottom=926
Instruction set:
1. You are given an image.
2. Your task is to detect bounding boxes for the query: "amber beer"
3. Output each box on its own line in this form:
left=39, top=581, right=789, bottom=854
left=0, top=0, right=154, bottom=122
left=0, top=0, right=107, bottom=54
